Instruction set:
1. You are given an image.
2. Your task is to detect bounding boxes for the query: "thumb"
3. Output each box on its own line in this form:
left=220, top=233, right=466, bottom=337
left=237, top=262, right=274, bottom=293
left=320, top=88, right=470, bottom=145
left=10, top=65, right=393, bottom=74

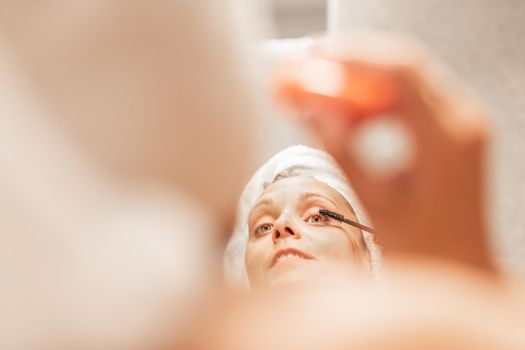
left=306, top=113, right=374, bottom=197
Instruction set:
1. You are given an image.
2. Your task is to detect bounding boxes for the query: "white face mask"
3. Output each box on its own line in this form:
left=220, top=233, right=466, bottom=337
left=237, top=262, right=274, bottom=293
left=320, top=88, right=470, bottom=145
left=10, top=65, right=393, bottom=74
left=245, top=176, right=368, bottom=288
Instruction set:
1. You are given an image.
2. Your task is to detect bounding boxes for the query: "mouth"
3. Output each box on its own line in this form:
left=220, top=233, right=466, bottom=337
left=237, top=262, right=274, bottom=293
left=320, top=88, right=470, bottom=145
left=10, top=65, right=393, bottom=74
left=270, top=248, right=314, bottom=268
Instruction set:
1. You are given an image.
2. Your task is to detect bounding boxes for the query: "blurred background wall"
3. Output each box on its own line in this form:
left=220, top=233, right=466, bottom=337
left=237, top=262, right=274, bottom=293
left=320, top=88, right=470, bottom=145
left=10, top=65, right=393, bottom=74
left=260, top=0, right=525, bottom=276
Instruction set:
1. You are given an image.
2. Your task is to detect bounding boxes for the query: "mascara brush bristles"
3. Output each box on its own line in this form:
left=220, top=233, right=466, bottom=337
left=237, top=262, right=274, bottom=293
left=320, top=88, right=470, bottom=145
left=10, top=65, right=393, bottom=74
left=319, top=209, right=344, bottom=221
left=319, top=209, right=376, bottom=234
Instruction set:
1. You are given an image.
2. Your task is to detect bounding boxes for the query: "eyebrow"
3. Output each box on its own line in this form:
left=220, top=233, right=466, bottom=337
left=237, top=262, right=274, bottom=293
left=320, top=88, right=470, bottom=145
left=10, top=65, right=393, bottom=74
left=300, top=191, right=357, bottom=217
left=250, top=192, right=339, bottom=217
left=249, top=196, right=274, bottom=219
left=298, top=192, right=339, bottom=208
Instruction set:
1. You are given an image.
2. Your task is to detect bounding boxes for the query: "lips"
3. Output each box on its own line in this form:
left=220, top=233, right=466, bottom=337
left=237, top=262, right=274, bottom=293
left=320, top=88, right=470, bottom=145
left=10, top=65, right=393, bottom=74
left=270, top=248, right=313, bottom=268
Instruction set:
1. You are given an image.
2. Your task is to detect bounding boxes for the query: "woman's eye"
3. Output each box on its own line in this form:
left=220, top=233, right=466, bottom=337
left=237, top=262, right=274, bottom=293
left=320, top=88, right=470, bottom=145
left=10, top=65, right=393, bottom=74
left=254, top=223, right=273, bottom=236
left=306, top=214, right=326, bottom=224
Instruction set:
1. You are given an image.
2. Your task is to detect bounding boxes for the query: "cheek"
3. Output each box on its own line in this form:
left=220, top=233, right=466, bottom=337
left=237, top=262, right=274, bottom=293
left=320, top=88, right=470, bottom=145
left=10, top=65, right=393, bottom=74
left=308, top=230, right=357, bottom=262
left=245, top=240, right=272, bottom=281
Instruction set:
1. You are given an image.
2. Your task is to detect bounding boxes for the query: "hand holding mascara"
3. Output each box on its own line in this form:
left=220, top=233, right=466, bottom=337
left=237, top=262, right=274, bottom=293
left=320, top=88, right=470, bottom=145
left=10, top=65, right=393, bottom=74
left=307, top=32, right=494, bottom=272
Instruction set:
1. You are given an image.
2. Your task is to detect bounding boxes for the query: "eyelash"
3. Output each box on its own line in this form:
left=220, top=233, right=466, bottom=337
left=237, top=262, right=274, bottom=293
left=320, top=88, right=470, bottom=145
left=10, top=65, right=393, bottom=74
left=253, top=222, right=273, bottom=237
left=305, top=211, right=328, bottom=225
left=252, top=208, right=331, bottom=238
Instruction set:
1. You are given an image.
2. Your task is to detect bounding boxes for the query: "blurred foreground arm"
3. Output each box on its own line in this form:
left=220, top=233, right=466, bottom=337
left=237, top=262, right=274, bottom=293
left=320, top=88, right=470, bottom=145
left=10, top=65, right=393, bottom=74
left=0, top=0, right=261, bottom=226
left=0, top=1, right=262, bottom=349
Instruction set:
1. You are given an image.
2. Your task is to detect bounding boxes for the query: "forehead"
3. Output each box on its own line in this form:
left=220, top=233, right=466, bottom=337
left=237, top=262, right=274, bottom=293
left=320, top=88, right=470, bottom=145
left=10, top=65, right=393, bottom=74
left=255, top=176, right=350, bottom=210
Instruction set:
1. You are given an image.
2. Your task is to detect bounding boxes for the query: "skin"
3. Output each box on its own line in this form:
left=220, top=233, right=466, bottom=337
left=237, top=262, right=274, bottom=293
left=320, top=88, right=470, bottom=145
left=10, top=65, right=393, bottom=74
left=187, top=33, right=525, bottom=350
left=303, top=35, right=495, bottom=273
left=245, top=176, right=369, bottom=287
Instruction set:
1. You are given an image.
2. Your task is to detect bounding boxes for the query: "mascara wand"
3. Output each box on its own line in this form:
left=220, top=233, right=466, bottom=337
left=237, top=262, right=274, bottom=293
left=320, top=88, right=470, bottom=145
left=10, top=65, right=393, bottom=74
left=319, top=209, right=376, bottom=234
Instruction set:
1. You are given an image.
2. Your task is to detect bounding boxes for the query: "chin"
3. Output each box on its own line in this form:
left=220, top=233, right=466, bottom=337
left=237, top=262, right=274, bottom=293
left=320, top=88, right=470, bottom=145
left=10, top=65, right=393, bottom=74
left=265, top=261, right=366, bottom=288
left=267, top=263, right=321, bottom=287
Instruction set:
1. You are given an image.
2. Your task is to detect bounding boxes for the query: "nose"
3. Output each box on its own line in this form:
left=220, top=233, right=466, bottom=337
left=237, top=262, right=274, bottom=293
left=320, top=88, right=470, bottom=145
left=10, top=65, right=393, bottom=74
left=272, top=216, right=301, bottom=243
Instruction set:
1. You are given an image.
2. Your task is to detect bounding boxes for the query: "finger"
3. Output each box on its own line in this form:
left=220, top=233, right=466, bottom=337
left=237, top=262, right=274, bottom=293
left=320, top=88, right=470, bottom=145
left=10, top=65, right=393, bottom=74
left=314, top=31, right=470, bottom=145
left=305, top=112, right=377, bottom=197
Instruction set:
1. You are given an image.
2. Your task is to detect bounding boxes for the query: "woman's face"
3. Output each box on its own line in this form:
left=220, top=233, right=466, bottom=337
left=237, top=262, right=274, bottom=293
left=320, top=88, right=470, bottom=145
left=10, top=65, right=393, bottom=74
left=246, top=176, right=368, bottom=287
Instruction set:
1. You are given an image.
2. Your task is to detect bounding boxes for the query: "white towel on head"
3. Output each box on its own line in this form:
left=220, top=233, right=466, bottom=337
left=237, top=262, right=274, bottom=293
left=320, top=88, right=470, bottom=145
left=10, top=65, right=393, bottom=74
left=224, top=145, right=381, bottom=288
